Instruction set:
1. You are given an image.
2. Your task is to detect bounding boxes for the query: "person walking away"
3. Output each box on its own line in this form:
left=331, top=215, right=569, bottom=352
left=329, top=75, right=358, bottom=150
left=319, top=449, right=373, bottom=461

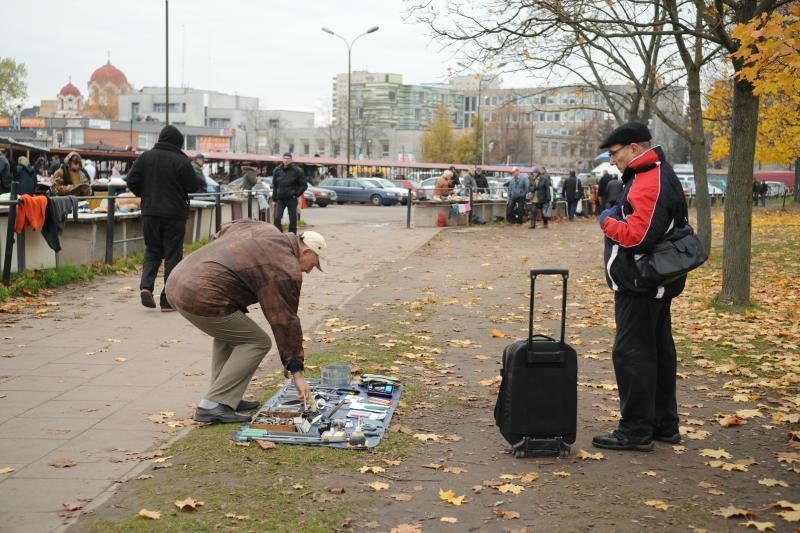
left=165, top=221, right=326, bottom=423
left=529, top=167, right=552, bottom=229
left=752, top=179, right=760, bottom=207
left=561, top=170, right=581, bottom=220
left=604, top=175, right=623, bottom=209
left=50, top=152, right=91, bottom=196
left=271, top=152, right=307, bottom=234
left=760, top=180, right=768, bottom=207
left=191, top=153, right=209, bottom=193
left=0, top=147, right=12, bottom=194
left=506, top=168, right=530, bottom=224
left=594, top=121, right=688, bottom=452
left=16, top=156, right=37, bottom=196
left=126, top=125, right=200, bottom=312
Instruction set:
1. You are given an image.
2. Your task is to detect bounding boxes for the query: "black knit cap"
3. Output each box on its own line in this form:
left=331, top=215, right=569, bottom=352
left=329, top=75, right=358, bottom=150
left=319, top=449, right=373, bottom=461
left=599, top=121, right=652, bottom=149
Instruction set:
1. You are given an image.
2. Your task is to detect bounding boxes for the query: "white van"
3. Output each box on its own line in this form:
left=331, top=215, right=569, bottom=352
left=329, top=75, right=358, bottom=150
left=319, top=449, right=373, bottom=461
left=765, top=181, right=787, bottom=197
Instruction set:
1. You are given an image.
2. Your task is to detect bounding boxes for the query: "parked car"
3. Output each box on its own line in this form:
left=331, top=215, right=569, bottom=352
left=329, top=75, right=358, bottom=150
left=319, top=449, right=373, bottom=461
left=765, top=181, right=787, bottom=197
left=317, top=178, right=401, bottom=206
left=307, top=185, right=337, bottom=207
left=362, top=178, right=414, bottom=204
left=416, top=177, right=440, bottom=200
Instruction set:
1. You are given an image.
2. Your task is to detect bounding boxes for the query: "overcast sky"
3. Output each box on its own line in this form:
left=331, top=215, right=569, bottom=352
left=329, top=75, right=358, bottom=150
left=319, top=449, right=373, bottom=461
left=5, top=0, right=531, bottom=121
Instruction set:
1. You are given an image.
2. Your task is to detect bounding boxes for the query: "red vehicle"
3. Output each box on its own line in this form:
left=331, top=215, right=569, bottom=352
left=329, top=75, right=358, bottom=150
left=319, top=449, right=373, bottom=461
left=754, top=170, right=794, bottom=191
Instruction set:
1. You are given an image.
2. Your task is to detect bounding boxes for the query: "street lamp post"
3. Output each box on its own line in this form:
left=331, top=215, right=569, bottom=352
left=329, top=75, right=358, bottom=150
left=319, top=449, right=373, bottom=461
left=322, top=25, right=379, bottom=171
left=459, top=62, right=506, bottom=165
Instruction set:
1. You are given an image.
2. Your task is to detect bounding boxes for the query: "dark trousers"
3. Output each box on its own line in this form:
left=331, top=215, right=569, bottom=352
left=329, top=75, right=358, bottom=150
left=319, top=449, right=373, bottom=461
left=141, top=216, right=186, bottom=304
left=567, top=200, right=578, bottom=219
left=274, top=196, right=298, bottom=234
left=612, top=292, right=679, bottom=440
left=507, top=196, right=526, bottom=224
left=530, top=202, right=549, bottom=228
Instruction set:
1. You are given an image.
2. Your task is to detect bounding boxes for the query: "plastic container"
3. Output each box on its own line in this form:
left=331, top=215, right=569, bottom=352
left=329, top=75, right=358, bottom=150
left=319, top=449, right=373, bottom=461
left=321, top=364, right=351, bottom=388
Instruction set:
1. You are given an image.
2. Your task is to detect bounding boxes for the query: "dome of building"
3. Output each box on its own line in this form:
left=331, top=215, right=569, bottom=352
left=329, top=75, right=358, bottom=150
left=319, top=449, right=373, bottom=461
left=89, top=61, right=128, bottom=86
left=59, top=79, right=81, bottom=97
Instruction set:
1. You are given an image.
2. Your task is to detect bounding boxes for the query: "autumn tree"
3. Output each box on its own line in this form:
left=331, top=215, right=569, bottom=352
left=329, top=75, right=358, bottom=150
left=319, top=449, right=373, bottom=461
left=0, top=58, right=27, bottom=115
left=421, top=105, right=457, bottom=163
left=454, top=117, right=482, bottom=164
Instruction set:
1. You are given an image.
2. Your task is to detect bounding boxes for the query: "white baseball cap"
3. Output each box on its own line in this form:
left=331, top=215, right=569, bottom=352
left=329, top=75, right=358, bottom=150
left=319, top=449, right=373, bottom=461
left=300, top=231, right=328, bottom=272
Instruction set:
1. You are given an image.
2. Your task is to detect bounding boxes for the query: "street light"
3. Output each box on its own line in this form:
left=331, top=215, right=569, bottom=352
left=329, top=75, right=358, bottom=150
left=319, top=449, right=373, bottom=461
left=322, top=25, right=379, bottom=170
left=458, top=62, right=507, bottom=165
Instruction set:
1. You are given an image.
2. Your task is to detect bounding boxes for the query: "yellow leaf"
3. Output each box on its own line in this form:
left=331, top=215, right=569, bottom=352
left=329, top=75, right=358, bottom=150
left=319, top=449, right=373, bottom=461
left=736, top=409, right=763, bottom=419
left=392, top=493, right=413, bottom=502
left=413, top=433, right=442, bottom=442
left=173, top=498, right=204, bottom=512
left=0, top=467, right=15, bottom=475
left=368, top=481, right=390, bottom=492
left=552, top=471, right=571, bottom=477
left=438, top=488, right=467, bottom=505
left=491, top=329, right=506, bottom=338
left=497, top=483, right=525, bottom=495
left=644, top=499, right=672, bottom=511
left=641, top=471, right=658, bottom=477
left=138, top=509, right=161, bottom=520
left=758, top=478, right=788, bottom=487
left=494, top=509, right=521, bottom=519
left=776, top=509, right=800, bottom=522
left=359, top=466, right=386, bottom=474
left=225, top=513, right=250, bottom=521
left=700, top=448, right=733, bottom=459
left=575, top=449, right=606, bottom=461
left=739, top=521, right=775, bottom=531
left=440, top=516, right=458, bottom=524
left=520, top=472, right=540, bottom=483
left=714, top=506, right=755, bottom=518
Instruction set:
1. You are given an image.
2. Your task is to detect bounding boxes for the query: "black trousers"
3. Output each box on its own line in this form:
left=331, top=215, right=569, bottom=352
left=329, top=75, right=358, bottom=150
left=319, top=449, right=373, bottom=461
left=612, top=292, right=679, bottom=439
left=274, top=196, right=298, bottom=234
left=530, top=202, right=549, bottom=228
left=141, top=216, right=186, bottom=303
left=507, top=196, right=526, bottom=224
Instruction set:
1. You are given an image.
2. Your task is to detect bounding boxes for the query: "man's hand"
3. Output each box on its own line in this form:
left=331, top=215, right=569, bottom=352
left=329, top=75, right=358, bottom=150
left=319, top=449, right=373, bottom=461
left=599, top=205, right=622, bottom=228
left=292, top=371, right=312, bottom=403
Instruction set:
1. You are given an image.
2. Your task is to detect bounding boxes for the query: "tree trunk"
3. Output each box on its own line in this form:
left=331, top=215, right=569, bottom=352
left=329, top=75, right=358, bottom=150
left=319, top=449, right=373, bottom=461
left=794, top=157, right=800, bottom=203
left=685, top=66, right=711, bottom=253
left=720, top=76, right=760, bottom=306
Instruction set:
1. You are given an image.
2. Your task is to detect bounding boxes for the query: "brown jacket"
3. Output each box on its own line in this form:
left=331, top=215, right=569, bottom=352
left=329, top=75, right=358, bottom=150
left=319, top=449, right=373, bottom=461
left=434, top=174, right=452, bottom=197
left=166, top=220, right=305, bottom=372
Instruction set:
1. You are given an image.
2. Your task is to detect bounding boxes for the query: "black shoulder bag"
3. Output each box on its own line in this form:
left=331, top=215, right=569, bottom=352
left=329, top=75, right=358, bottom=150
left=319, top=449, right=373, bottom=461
left=635, top=219, right=708, bottom=284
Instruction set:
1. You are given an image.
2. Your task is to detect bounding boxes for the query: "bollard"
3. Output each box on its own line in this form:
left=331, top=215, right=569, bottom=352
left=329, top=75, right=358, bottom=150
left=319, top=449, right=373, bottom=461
left=214, top=190, right=222, bottom=233
left=2, top=182, right=19, bottom=286
left=406, top=189, right=412, bottom=229
left=105, top=186, right=117, bottom=264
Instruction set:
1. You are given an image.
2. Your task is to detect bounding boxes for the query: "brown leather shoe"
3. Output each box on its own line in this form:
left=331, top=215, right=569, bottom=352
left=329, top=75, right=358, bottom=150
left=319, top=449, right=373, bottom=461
left=140, top=289, right=156, bottom=309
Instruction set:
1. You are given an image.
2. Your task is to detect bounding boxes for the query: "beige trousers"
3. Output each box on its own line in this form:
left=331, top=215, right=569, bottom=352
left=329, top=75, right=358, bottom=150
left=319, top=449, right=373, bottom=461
left=176, top=308, right=272, bottom=409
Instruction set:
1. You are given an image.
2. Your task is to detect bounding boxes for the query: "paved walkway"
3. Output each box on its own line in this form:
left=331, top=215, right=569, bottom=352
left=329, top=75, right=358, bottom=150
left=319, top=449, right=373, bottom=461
left=0, top=221, right=439, bottom=533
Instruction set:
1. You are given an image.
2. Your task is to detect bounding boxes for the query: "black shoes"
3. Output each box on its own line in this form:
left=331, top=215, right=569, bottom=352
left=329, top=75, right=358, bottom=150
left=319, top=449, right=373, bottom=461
left=140, top=289, right=156, bottom=309
left=592, top=430, right=654, bottom=451
left=194, top=404, right=250, bottom=424
left=654, top=432, right=682, bottom=444
left=237, top=399, right=260, bottom=411
left=160, top=293, right=176, bottom=313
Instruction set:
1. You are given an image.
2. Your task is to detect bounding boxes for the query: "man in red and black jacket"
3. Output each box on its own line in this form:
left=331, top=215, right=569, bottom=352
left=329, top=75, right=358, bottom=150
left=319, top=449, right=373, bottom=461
left=593, top=122, right=688, bottom=452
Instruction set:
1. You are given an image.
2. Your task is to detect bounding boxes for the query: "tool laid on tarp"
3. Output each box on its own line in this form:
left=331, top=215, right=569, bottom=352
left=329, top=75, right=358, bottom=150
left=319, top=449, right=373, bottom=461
left=232, top=366, right=402, bottom=449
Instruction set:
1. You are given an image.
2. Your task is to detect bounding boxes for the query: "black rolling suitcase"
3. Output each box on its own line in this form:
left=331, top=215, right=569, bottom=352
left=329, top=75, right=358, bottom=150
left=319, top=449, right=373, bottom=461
left=494, top=269, right=577, bottom=458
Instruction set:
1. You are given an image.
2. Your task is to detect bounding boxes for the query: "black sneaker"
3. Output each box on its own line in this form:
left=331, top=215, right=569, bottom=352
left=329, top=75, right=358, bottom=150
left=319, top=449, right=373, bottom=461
left=654, top=432, right=682, bottom=444
left=237, top=400, right=260, bottom=411
left=592, top=430, right=654, bottom=451
left=193, top=404, right=250, bottom=424
left=140, top=289, right=156, bottom=309
left=160, top=294, right=176, bottom=313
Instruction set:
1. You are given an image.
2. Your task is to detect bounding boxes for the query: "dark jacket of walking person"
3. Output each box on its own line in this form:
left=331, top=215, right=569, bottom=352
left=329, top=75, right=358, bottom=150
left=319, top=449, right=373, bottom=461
left=0, top=148, right=11, bottom=194
left=271, top=152, right=307, bottom=234
left=753, top=180, right=761, bottom=206
left=529, top=168, right=552, bottom=229
left=16, top=156, right=37, bottom=196
left=593, top=122, right=688, bottom=453
left=165, top=220, right=326, bottom=424
left=473, top=168, right=489, bottom=194
left=604, top=176, right=623, bottom=208
left=561, top=170, right=583, bottom=220
left=760, top=180, right=769, bottom=207
left=598, top=171, right=613, bottom=208
left=126, top=125, right=199, bottom=311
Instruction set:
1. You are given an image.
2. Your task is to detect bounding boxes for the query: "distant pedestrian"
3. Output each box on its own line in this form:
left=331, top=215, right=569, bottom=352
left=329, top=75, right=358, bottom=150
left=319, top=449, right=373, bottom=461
left=604, top=175, right=623, bottom=209
left=561, top=170, right=582, bottom=220
left=16, top=156, right=37, bottom=196
left=760, top=180, right=768, bottom=207
left=753, top=179, right=760, bottom=207
left=598, top=171, right=614, bottom=209
left=191, top=154, right=210, bottom=193
left=0, top=147, right=12, bottom=194
left=126, top=125, right=200, bottom=312
left=461, top=169, right=477, bottom=196
left=271, top=152, right=307, bottom=234
left=529, top=167, right=552, bottom=229
left=506, top=167, right=529, bottom=224
left=473, top=166, right=489, bottom=194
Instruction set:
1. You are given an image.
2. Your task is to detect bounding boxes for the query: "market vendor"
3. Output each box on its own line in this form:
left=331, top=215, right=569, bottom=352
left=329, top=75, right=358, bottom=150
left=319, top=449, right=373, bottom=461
left=50, top=151, right=91, bottom=196
left=165, top=220, right=327, bottom=424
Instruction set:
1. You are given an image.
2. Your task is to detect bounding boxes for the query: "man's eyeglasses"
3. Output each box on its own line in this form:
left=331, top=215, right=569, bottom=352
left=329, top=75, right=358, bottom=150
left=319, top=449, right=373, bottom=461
left=608, top=144, right=630, bottom=158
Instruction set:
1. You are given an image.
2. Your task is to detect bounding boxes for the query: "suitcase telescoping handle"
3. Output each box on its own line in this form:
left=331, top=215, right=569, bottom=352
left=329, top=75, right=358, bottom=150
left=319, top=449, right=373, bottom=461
left=528, top=269, right=569, bottom=348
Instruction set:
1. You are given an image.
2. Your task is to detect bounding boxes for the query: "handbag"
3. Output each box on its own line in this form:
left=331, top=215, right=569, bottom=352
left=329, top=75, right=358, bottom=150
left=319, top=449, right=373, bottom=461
left=635, top=221, right=707, bottom=284
left=575, top=199, right=583, bottom=215
left=542, top=202, right=553, bottom=218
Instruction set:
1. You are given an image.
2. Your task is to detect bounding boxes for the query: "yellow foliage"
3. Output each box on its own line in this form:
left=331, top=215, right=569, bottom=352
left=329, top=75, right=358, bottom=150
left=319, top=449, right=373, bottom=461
left=421, top=106, right=457, bottom=163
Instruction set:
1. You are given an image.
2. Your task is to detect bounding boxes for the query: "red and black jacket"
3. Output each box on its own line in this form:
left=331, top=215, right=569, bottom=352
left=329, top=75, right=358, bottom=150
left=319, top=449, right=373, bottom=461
left=601, top=146, right=688, bottom=298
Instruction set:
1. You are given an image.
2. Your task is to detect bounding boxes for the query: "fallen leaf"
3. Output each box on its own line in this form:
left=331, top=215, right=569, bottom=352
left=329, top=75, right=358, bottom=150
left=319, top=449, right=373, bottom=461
left=491, top=329, right=506, bottom=338
left=776, top=452, right=800, bottom=464
left=135, top=474, right=153, bottom=480
left=776, top=509, right=800, bottom=522
left=152, top=462, right=173, bottom=470
left=719, top=415, right=746, bottom=427
left=138, top=509, right=161, bottom=520
left=519, top=472, right=540, bottom=483
left=359, top=465, right=386, bottom=474
left=382, top=459, right=402, bottom=466
left=552, top=471, right=571, bottom=477
left=471, top=485, right=483, bottom=493
left=770, top=500, right=800, bottom=511
left=758, top=478, right=788, bottom=487
left=368, top=481, right=390, bottom=492
left=700, top=448, right=733, bottom=459
left=644, top=499, right=672, bottom=511
left=673, top=445, right=687, bottom=454
left=48, top=458, right=77, bottom=468
left=255, top=440, right=277, bottom=450
left=392, top=493, right=413, bottom=502
left=328, top=486, right=346, bottom=494
left=114, top=357, right=127, bottom=363
left=225, top=513, right=250, bottom=521
left=62, top=503, right=83, bottom=512
left=364, top=521, right=380, bottom=529
left=497, top=483, right=525, bottom=495
left=714, top=505, right=755, bottom=518
left=439, top=488, right=466, bottom=505
left=174, top=498, right=204, bottom=512
left=292, top=483, right=304, bottom=489
left=440, top=516, right=458, bottom=523
left=739, top=521, right=775, bottom=531
left=736, top=409, right=763, bottom=419
left=443, top=466, right=467, bottom=474
left=0, top=467, right=14, bottom=474
left=421, top=463, right=443, bottom=470
left=575, top=449, right=606, bottom=461
left=641, top=471, right=658, bottom=477
left=494, top=509, right=521, bottom=519
left=390, top=524, right=422, bottom=533
left=413, top=433, right=442, bottom=442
